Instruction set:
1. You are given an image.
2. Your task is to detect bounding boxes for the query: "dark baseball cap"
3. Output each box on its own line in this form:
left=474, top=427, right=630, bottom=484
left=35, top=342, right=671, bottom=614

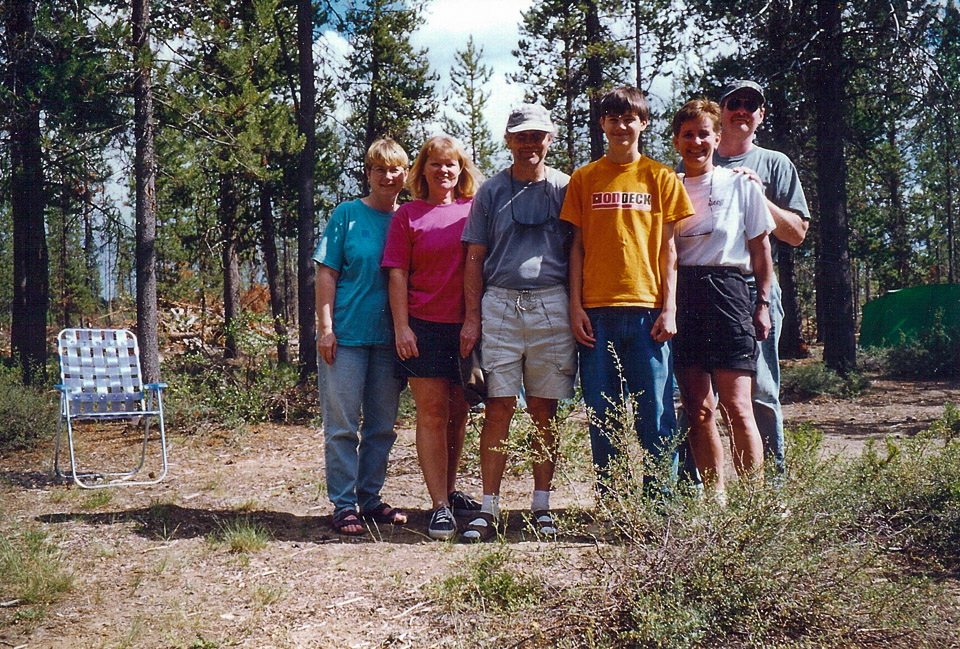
left=719, top=80, right=765, bottom=106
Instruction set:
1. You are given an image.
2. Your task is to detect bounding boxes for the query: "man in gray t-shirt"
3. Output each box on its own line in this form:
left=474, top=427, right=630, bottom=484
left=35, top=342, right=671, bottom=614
left=458, top=104, right=576, bottom=542
left=715, top=80, right=811, bottom=477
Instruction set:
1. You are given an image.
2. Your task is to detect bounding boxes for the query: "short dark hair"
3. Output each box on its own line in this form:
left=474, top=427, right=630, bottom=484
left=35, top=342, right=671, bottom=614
left=598, top=86, right=649, bottom=122
left=671, top=99, right=721, bottom=136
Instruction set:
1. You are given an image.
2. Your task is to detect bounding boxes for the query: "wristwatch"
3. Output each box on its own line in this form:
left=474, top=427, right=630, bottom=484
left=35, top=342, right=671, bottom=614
left=755, top=299, right=771, bottom=307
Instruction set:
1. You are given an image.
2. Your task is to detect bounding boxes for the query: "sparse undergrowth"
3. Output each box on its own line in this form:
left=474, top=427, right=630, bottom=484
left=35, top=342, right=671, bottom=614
left=437, top=546, right=541, bottom=614
left=0, top=365, right=58, bottom=451
left=208, top=516, right=271, bottom=553
left=781, top=360, right=870, bottom=400
left=882, top=312, right=960, bottom=378
left=163, top=351, right=317, bottom=432
left=436, top=409, right=960, bottom=648
left=0, top=514, right=74, bottom=624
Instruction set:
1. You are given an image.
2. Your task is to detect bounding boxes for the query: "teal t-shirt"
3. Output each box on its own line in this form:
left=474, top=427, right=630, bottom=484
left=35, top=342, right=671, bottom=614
left=313, top=199, right=394, bottom=346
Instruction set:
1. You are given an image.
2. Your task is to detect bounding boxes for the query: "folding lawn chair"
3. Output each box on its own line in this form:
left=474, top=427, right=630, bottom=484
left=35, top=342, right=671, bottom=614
left=53, top=328, right=169, bottom=489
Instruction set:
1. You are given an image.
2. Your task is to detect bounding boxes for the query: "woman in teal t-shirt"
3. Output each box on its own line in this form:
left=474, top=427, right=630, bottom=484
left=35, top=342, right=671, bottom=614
left=313, top=138, right=410, bottom=535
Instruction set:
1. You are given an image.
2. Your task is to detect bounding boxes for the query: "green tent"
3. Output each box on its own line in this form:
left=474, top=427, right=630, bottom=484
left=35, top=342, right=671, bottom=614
left=859, top=284, right=960, bottom=348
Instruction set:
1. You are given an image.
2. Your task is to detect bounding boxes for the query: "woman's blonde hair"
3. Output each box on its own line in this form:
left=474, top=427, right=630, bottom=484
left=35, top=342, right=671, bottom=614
left=365, top=137, right=409, bottom=171
left=406, top=135, right=482, bottom=200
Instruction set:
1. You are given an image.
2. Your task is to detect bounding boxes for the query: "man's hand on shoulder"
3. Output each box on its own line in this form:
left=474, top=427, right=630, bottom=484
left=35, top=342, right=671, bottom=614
left=731, top=166, right=763, bottom=187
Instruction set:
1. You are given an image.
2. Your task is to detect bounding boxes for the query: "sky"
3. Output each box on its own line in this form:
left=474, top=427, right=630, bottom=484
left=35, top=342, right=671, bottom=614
left=409, top=0, right=534, bottom=135
left=320, top=0, right=535, bottom=142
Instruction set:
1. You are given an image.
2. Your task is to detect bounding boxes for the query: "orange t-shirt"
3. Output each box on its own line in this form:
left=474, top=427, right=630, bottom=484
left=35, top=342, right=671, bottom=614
left=560, top=156, right=694, bottom=308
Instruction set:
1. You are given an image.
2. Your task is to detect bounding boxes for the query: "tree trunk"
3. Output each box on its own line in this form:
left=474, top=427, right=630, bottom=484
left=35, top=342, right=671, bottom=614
left=765, top=79, right=807, bottom=358
left=5, top=0, right=49, bottom=385
left=360, top=3, right=381, bottom=196
left=83, top=199, right=98, bottom=301
left=634, top=0, right=641, bottom=89
left=778, top=246, right=807, bottom=358
left=296, top=0, right=317, bottom=377
left=815, top=0, right=856, bottom=372
left=260, top=183, right=290, bottom=364
left=563, top=46, right=575, bottom=174
left=133, top=0, right=160, bottom=382
left=220, top=173, right=240, bottom=360
left=886, top=125, right=909, bottom=287
left=585, top=0, right=604, bottom=162
left=61, top=189, right=70, bottom=328
left=947, top=119, right=955, bottom=284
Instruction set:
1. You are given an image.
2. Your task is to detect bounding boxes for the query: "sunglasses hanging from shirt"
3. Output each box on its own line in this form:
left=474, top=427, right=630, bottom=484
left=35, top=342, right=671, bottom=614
left=509, top=167, right=557, bottom=227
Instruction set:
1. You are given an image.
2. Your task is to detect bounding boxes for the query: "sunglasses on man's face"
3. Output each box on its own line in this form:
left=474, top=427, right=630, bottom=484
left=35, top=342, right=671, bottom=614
left=724, top=96, right=762, bottom=113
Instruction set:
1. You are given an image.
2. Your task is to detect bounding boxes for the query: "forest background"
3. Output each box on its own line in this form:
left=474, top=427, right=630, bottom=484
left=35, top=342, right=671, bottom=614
left=1, top=0, right=959, bottom=385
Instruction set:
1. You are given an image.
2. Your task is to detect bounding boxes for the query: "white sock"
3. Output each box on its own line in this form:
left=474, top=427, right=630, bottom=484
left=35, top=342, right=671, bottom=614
left=481, top=494, right=500, bottom=518
left=532, top=490, right=550, bottom=512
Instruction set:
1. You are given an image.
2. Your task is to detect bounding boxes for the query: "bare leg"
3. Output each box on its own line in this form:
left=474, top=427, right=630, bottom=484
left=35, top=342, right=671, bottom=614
left=479, top=396, right=516, bottom=496
left=714, top=369, right=764, bottom=477
left=445, top=382, right=470, bottom=495
left=525, top=396, right=559, bottom=493
left=409, top=377, right=453, bottom=508
left=678, top=366, right=725, bottom=493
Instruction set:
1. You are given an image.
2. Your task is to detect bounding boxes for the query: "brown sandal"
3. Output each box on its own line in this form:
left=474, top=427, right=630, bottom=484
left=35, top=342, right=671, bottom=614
left=331, top=508, right=365, bottom=536
left=360, top=503, right=408, bottom=525
left=460, top=511, right=498, bottom=543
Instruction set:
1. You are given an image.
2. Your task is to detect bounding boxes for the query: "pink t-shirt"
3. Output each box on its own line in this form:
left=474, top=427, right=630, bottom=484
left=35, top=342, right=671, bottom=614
left=382, top=198, right=472, bottom=323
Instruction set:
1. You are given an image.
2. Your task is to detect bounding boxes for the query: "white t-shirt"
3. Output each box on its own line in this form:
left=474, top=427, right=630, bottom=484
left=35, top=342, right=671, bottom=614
left=675, top=166, right=774, bottom=274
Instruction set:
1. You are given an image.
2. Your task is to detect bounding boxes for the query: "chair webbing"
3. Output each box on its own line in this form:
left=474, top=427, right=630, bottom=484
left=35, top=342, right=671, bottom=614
left=58, top=329, right=145, bottom=415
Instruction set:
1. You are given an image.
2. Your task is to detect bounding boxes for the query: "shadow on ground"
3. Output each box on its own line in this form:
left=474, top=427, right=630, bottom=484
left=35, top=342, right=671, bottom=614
left=34, top=504, right=588, bottom=546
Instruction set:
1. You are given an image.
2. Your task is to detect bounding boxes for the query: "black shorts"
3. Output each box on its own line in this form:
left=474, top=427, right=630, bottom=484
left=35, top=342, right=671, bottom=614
left=674, top=266, right=758, bottom=372
left=397, top=316, right=463, bottom=382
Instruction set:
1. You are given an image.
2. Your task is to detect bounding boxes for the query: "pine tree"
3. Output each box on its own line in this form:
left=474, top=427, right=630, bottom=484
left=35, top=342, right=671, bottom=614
left=159, top=0, right=301, bottom=359
left=133, top=0, right=160, bottom=382
left=442, top=36, right=497, bottom=176
left=511, top=0, right=626, bottom=174
left=342, top=0, right=437, bottom=192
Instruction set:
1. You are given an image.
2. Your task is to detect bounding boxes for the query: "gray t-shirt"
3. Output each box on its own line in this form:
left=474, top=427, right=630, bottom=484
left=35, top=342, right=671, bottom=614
left=714, top=145, right=810, bottom=261
left=461, top=167, right=571, bottom=289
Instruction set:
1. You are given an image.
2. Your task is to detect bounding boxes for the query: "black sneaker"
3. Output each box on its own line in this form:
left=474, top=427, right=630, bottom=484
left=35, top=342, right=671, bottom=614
left=428, top=505, right=456, bottom=541
left=448, top=490, right=481, bottom=516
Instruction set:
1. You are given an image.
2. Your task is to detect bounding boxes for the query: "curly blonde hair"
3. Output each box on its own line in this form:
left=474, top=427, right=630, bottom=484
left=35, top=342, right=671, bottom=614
left=406, top=135, right=482, bottom=201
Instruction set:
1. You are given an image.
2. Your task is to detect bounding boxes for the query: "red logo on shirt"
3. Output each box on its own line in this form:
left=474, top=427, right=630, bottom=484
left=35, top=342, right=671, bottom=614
left=591, top=192, right=652, bottom=211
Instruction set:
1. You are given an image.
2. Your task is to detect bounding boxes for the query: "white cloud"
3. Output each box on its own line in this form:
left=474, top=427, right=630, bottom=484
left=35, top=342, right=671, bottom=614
left=412, top=0, right=534, bottom=138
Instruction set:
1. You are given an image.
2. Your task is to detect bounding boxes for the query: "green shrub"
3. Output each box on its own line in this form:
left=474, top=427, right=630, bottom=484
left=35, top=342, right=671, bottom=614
left=781, top=361, right=869, bottom=400
left=840, top=432, right=960, bottom=566
left=442, top=417, right=959, bottom=648
left=0, top=367, right=58, bottom=451
left=883, top=311, right=960, bottom=378
left=929, top=403, right=960, bottom=441
left=438, top=547, right=541, bottom=613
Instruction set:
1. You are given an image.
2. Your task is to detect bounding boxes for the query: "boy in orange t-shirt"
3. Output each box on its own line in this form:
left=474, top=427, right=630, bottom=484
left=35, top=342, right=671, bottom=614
left=560, top=86, right=694, bottom=493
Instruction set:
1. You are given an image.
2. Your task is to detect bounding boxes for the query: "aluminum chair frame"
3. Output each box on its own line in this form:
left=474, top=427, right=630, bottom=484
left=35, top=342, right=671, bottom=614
left=53, top=328, right=168, bottom=489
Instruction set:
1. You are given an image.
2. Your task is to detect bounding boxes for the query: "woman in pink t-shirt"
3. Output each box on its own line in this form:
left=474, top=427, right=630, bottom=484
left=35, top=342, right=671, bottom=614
left=382, top=135, right=483, bottom=540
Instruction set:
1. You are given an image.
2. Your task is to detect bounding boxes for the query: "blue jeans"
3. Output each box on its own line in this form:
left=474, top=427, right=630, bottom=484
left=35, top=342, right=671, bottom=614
left=578, top=308, right=678, bottom=492
left=748, top=277, right=785, bottom=476
left=317, top=344, right=402, bottom=514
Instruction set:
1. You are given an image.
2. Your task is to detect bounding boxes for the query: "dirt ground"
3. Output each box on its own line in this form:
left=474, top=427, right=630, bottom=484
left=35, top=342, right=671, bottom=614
left=2, top=375, right=960, bottom=648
